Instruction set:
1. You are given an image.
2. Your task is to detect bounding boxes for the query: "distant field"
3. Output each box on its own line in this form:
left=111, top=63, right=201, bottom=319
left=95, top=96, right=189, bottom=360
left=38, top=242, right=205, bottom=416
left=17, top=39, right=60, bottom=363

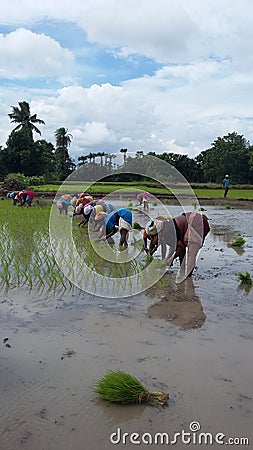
left=193, top=189, right=253, bottom=199
left=29, top=182, right=253, bottom=200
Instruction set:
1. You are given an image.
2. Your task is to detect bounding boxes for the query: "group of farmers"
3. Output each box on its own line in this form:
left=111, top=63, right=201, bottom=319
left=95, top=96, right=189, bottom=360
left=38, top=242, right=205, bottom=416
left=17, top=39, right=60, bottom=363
left=7, top=187, right=210, bottom=280
left=56, top=190, right=210, bottom=280
left=94, top=205, right=210, bottom=280
left=7, top=189, right=35, bottom=207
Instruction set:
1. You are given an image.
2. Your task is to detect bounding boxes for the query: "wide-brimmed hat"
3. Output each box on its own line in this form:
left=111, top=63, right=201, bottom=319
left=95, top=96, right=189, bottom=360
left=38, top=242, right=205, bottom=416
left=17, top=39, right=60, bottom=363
left=145, top=220, right=157, bottom=236
left=95, top=211, right=107, bottom=221
left=153, top=219, right=164, bottom=233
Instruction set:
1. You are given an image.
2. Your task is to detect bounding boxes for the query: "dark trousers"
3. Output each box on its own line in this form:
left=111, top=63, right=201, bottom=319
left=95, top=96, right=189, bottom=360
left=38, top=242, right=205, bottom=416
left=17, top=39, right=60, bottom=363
left=224, top=187, right=229, bottom=198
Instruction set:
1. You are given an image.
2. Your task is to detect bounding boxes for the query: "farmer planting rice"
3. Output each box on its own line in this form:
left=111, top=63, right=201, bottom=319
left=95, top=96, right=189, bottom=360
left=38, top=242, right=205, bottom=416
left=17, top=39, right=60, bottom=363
left=56, top=194, right=72, bottom=215
left=144, top=212, right=210, bottom=279
left=95, top=208, right=132, bottom=248
left=136, top=191, right=150, bottom=210
left=77, top=204, right=94, bottom=227
left=7, top=189, right=35, bottom=206
left=20, top=189, right=35, bottom=207
left=7, top=191, right=20, bottom=205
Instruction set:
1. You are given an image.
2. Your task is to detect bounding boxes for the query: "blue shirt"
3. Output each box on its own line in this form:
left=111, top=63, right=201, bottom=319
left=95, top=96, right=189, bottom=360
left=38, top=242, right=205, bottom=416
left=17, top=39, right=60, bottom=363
left=223, top=178, right=229, bottom=188
left=104, top=208, right=132, bottom=232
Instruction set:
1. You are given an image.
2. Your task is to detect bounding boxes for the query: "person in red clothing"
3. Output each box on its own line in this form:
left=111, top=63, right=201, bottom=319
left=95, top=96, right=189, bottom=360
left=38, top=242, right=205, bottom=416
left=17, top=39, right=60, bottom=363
left=144, top=212, right=210, bottom=279
left=18, top=190, right=35, bottom=206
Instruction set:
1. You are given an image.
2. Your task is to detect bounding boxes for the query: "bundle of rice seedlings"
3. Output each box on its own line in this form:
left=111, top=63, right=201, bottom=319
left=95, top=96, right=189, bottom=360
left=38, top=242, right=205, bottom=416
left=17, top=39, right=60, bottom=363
left=146, top=253, right=153, bottom=263
left=93, top=370, right=169, bottom=407
left=237, top=272, right=252, bottom=286
left=132, top=221, right=143, bottom=230
left=229, top=236, right=246, bottom=247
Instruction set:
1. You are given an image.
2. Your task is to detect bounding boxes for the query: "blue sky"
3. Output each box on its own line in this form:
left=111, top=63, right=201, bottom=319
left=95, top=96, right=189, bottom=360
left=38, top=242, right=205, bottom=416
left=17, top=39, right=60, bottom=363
left=1, top=0, right=253, bottom=161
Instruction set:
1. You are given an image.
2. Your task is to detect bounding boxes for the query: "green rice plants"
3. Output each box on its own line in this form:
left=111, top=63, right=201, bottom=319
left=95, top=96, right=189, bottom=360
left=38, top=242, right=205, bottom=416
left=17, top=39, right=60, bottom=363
left=93, top=370, right=169, bottom=406
left=225, top=205, right=231, bottom=209
left=151, top=260, right=166, bottom=270
left=237, top=272, right=252, bottom=286
left=132, top=221, right=143, bottom=230
left=229, top=236, right=246, bottom=247
left=146, top=253, right=153, bottom=263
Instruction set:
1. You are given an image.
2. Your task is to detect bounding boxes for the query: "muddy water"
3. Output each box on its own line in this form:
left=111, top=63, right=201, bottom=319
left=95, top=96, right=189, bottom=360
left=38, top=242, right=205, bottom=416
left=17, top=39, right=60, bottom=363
left=0, top=206, right=253, bottom=450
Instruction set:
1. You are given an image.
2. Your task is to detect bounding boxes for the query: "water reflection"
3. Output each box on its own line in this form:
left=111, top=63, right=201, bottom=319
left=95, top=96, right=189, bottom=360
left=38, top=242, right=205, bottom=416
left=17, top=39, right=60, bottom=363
left=229, top=246, right=245, bottom=256
left=94, top=398, right=145, bottom=424
left=211, top=226, right=236, bottom=243
left=147, top=277, right=206, bottom=330
left=237, top=283, right=252, bottom=296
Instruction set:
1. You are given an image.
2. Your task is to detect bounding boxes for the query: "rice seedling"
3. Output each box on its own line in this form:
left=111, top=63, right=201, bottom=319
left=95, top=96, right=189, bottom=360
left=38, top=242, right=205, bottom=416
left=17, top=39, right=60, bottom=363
left=93, top=370, right=169, bottom=406
left=229, top=236, right=246, bottom=247
left=237, top=272, right=252, bottom=286
left=0, top=200, right=165, bottom=296
left=146, top=253, right=153, bottom=263
left=132, top=221, right=143, bottom=230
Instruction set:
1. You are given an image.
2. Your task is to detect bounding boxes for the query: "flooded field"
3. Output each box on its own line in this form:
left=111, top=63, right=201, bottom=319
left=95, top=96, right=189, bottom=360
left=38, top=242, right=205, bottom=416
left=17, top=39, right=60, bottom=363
left=0, top=205, right=252, bottom=450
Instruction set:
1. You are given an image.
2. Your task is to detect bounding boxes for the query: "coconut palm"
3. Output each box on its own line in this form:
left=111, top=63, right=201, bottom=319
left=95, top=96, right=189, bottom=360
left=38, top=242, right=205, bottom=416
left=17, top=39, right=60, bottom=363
left=54, top=127, right=72, bottom=150
left=120, top=148, right=128, bottom=164
left=54, top=127, right=74, bottom=179
left=8, top=101, right=45, bottom=138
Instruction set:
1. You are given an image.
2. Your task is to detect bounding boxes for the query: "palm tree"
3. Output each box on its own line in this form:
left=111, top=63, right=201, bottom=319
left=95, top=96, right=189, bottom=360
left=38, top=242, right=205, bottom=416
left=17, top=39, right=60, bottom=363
left=78, top=155, right=89, bottom=166
left=54, top=127, right=73, bottom=179
left=8, top=101, right=45, bottom=138
left=120, top=148, right=128, bottom=164
left=54, top=127, right=72, bottom=150
left=97, top=151, right=107, bottom=166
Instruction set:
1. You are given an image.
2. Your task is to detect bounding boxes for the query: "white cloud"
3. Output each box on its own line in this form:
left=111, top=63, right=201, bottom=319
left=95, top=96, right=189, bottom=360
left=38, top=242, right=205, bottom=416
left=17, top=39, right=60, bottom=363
left=0, top=28, right=74, bottom=79
left=1, top=1, right=253, bottom=161
left=72, top=122, right=117, bottom=147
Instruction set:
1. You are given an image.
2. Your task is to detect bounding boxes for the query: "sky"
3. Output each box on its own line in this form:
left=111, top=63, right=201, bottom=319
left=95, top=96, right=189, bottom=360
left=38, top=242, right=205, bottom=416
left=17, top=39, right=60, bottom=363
left=1, top=0, right=253, bottom=162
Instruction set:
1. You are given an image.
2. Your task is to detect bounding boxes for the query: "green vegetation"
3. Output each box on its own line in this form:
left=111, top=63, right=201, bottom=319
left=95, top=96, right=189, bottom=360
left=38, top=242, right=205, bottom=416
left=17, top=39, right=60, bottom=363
left=93, top=370, right=169, bottom=406
left=8, top=183, right=253, bottom=201
left=132, top=222, right=143, bottom=230
left=229, top=236, right=246, bottom=247
left=0, top=201, right=70, bottom=291
left=0, top=201, right=152, bottom=293
left=237, top=272, right=252, bottom=285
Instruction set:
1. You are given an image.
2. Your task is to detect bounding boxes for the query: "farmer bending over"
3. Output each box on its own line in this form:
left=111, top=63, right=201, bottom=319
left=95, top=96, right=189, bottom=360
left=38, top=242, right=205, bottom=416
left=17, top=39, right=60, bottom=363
left=145, top=212, right=210, bottom=279
left=95, top=208, right=132, bottom=248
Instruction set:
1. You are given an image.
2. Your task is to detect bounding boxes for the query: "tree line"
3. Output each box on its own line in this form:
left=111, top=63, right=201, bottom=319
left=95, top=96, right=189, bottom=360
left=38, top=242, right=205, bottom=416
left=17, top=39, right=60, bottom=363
left=0, top=101, right=253, bottom=184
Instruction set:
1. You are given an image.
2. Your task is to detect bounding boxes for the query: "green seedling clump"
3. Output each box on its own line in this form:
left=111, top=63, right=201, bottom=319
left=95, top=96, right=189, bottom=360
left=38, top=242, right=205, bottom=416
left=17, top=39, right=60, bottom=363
left=132, top=221, right=143, bottom=230
left=237, top=272, right=252, bottom=286
left=230, top=236, right=246, bottom=247
left=146, top=253, right=153, bottom=263
left=93, top=370, right=169, bottom=406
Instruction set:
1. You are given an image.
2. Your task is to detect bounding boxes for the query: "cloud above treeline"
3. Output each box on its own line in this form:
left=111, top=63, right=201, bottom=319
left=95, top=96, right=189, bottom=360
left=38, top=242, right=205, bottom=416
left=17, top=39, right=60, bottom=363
left=1, top=0, right=253, bottom=160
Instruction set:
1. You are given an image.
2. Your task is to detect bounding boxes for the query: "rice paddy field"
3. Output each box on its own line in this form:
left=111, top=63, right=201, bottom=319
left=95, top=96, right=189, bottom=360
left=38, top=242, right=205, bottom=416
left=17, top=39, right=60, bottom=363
left=0, top=198, right=253, bottom=450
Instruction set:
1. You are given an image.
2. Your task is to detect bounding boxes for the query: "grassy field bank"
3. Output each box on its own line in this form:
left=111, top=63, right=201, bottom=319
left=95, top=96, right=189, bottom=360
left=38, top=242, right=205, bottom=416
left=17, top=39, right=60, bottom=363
left=27, top=182, right=253, bottom=200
